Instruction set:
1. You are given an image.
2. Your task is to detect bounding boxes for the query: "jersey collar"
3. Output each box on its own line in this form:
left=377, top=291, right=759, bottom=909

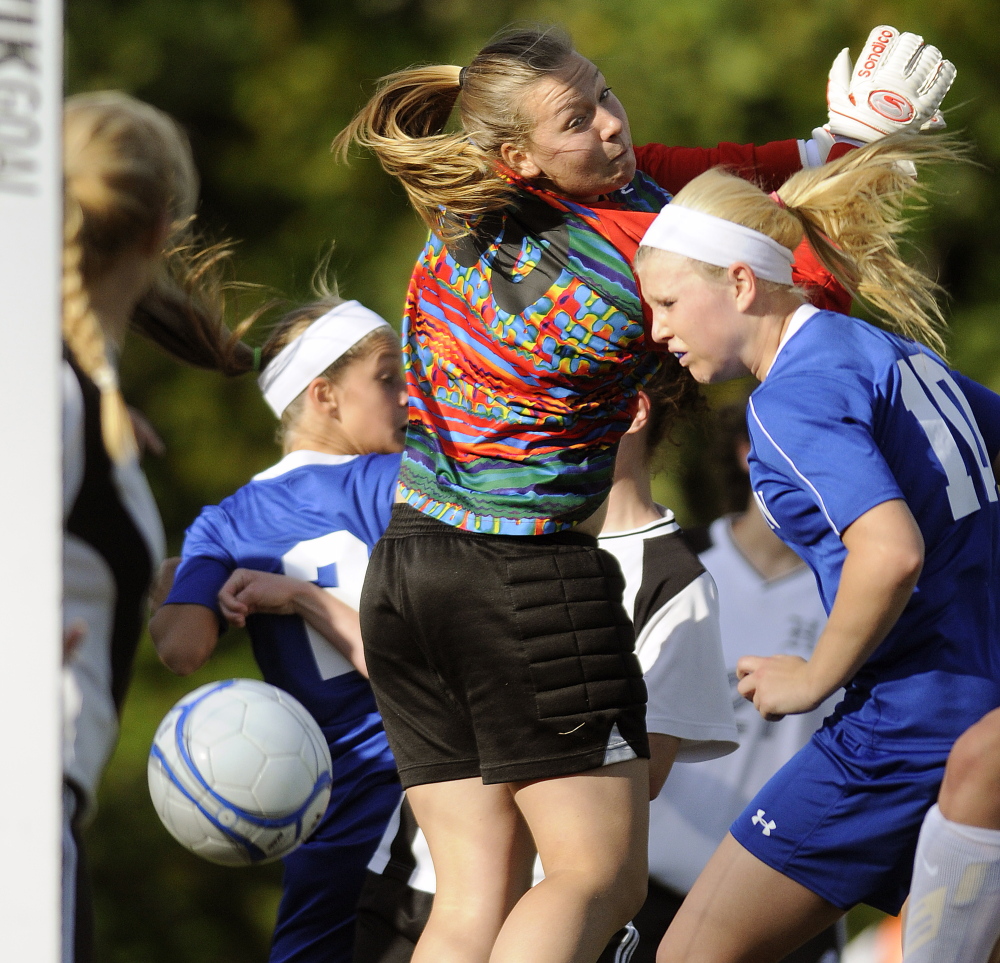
left=252, top=449, right=358, bottom=481
left=764, top=303, right=821, bottom=378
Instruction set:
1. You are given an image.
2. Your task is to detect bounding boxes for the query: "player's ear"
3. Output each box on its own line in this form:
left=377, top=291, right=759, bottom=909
left=307, top=377, right=338, bottom=415
left=625, top=390, right=651, bottom=436
left=729, top=262, right=758, bottom=310
left=501, top=141, right=542, bottom=180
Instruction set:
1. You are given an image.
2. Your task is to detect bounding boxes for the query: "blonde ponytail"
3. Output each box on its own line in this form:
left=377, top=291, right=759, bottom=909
left=775, top=135, right=963, bottom=357
left=63, top=91, right=261, bottom=463
left=333, top=27, right=576, bottom=240
left=667, top=134, right=965, bottom=358
left=62, top=197, right=137, bottom=463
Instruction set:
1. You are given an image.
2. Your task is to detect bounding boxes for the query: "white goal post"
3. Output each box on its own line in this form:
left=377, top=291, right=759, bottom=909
left=0, top=0, right=63, bottom=959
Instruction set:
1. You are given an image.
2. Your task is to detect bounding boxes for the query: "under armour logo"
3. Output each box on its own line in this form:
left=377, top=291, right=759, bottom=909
left=752, top=809, right=776, bottom=836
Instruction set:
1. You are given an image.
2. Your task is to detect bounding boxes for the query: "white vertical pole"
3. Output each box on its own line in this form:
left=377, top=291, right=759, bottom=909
left=0, top=0, right=63, bottom=960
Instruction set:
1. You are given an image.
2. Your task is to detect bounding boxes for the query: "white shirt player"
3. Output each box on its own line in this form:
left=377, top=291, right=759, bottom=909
left=599, top=510, right=739, bottom=762
left=647, top=515, right=838, bottom=895
left=62, top=360, right=165, bottom=813
left=367, top=507, right=739, bottom=894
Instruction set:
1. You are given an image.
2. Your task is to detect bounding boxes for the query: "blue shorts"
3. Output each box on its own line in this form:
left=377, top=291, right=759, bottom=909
left=730, top=724, right=946, bottom=914
left=270, top=765, right=400, bottom=963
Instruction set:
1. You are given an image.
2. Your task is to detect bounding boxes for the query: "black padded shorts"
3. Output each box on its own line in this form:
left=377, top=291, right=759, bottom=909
left=360, top=504, right=649, bottom=788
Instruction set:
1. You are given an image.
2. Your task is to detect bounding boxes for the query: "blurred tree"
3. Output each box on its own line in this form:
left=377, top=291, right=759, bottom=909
left=65, top=2, right=1000, bottom=960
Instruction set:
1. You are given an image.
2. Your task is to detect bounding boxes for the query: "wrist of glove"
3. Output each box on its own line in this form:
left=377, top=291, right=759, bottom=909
left=803, top=126, right=862, bottom=166
left=825, top=25, right=956, bottom=143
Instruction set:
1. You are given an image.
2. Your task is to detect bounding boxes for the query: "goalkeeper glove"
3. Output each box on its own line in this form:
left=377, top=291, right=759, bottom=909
left=826, top=24, right=956, bottom=142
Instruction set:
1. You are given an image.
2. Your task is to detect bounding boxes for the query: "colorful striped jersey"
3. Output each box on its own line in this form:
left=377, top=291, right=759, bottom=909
left=398, top=140, right=803, bottom=535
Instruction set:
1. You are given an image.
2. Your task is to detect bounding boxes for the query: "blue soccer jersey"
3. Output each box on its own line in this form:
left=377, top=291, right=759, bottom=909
left=166, top=449, right=402, bottom=963
left=748, top=308, right=1000, bottom=749
left=730, top=307, right=1000, bottom=913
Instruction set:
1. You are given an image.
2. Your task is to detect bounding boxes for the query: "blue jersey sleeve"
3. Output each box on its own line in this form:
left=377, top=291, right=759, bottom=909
left=164, top=506, right=237, bottom=613
left=360, top=453, right=400, bottom=536
left=167, top=556, right=231, bottom=613
left=749, top=372, right=903, bottom=536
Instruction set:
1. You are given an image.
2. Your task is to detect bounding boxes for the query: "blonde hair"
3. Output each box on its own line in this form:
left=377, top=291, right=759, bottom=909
left=644, top=134, right=963, bottom=357
left=332, top=26, right=575, bottom=240
left=63, top=91, right=252, bottom=462
left=259, top=279, right=399, bottom=447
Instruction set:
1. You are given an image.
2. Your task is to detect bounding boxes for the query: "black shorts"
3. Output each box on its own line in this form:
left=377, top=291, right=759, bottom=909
left=360, top=504, right=648, bottom=788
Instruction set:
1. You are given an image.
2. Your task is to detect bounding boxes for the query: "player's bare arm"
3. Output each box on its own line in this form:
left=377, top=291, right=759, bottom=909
left=218, top=569, right=367, bottom=677
left=738, top=498, right=923, bottom=720
left=149, top=603, right=220, bottom=676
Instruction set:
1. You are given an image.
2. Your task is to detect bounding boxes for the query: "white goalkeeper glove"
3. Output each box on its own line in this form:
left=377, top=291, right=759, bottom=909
left=826, top=25, right=956, bottom=142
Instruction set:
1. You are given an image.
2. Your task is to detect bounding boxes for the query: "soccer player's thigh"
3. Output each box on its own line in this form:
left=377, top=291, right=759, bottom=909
left=513, top=759, right=650, bottom=892
left=406, top=778, right=535, bottom=947
left=655, top=834, right=842, bottom=963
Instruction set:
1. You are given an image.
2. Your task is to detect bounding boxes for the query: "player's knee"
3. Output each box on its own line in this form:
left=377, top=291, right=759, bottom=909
left=618, top=867, right=649, bottom=923
left=548, top=851, right=647, bottom=925
left=940, top=709, right=1000, bottom=820
left=594, top=853, right=649, bottom=924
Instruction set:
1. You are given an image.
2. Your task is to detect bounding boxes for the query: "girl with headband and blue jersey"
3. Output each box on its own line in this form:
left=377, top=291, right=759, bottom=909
left=635, top=134, right=1000, bottom=963
left=150, top=296, right=407, bottom=963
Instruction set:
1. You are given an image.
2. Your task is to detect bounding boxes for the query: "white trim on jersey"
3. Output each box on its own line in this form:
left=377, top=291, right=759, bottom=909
left=748, top=394, right=842, bottom=537
left=62, top=363, right=165, bottom=808
left=367, top=800, right=439, bottom=895
left=253, top=449, right=359, bottom=481
left=637, top=572, right=739, bottom=760
left=769, top=304, right=819, bottom=372
left=599, top=507, right=738, bottom=762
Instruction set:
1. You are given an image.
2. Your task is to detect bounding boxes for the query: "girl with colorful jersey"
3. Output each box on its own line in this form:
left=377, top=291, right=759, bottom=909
left=634, top=134, right=1000, bottom=963
left=332, top=23, right=952, bottom=963
left=149, top=297, right=408, bottom=963
left=352, top=363, right=740, bottom=963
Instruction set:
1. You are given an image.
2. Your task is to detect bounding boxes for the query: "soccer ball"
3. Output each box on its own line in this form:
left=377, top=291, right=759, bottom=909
left=148, top=678, right=333, bottom=866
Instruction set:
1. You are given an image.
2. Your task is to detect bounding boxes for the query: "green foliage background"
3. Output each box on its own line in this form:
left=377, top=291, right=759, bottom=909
left=65, top=1, right=1000, bottom=959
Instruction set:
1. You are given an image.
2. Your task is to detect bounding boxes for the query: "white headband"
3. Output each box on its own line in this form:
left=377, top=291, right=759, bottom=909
left=640, top=203, right=794, bottom=285
left=258, top=300, right=393, bottom=417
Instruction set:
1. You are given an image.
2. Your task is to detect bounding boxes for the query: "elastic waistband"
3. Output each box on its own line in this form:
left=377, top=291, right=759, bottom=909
left=385, top=502, right=598, bottom=547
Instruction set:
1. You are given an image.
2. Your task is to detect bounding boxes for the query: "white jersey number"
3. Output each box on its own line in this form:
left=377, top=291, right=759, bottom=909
left=281, top=532, right=370, bottom=680
left=897, top=353, right=999, bottom=521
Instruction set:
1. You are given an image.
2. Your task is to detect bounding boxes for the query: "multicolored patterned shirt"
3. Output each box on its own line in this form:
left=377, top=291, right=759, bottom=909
left=398, top=141, right=803, bottom=535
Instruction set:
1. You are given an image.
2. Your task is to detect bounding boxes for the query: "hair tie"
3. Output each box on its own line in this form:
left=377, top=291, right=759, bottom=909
left=252, top=345, right=262, bottom=372
left=769, top=190, right=786, bottom=210
left=458, top=66, right=468, bottom=90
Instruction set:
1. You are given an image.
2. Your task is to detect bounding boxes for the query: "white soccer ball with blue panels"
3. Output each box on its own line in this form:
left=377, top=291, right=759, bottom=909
left=148, top=678, right=333, bottom=866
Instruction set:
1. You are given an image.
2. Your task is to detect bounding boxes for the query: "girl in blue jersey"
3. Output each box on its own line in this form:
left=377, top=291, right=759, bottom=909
left=149, top=296, right=408, bottom=963
left=633, top=135, right=1000, bottom=963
